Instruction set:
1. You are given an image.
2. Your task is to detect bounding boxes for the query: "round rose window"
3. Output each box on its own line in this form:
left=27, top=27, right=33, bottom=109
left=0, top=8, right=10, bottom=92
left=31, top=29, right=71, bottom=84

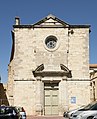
left=45, top=36, right=57, bottom=49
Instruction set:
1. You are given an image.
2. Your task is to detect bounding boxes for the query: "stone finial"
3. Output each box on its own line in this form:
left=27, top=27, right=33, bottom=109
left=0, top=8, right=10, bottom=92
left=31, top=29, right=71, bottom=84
left=47, top=14, right=55, bottom=19
left=15, top=16, right=20, bottom=25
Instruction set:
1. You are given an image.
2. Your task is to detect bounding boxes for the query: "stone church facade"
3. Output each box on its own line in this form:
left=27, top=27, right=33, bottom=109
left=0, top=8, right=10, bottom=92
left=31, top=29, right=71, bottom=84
left=7, top=14, right=91, bottom=115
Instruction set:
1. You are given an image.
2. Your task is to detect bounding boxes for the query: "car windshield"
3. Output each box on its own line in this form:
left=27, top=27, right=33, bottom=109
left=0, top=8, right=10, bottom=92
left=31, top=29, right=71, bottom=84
left=80, top=102, right=97, bottom=110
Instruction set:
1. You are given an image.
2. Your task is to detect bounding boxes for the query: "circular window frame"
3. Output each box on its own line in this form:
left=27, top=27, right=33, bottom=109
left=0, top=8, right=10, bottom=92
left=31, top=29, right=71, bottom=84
left=44, top=35, right=59, bottom=52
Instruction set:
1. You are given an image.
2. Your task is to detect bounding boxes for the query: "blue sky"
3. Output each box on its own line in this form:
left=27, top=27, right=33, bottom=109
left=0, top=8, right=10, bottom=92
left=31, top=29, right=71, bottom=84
left=0, top=0, right=97, bottom=83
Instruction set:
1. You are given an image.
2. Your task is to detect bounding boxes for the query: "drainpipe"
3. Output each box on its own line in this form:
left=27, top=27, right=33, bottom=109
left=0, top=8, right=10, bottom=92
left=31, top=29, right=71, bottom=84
left=67, top=28, right=74, bottom=67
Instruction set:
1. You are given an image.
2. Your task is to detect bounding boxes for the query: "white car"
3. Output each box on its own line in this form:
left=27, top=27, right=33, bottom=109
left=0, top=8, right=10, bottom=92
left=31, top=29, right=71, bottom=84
left=77, top=111, right=97, bottom=119
left=71, top=101, right=97, bottom=119
left=67, top=106, right=85, bottom=118
left=63, top=108, right=81, bottom=118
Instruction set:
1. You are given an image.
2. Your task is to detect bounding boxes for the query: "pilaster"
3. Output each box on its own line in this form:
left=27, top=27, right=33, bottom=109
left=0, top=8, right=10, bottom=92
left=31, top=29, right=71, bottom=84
left=59, top=76, right=68, bottom=115
left=35, top=77, right=44, bottom=115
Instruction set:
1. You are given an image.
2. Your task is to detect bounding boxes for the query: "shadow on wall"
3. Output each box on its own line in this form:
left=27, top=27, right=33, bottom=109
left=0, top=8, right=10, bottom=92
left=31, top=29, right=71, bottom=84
left=0, top=83, right=9, bottom=106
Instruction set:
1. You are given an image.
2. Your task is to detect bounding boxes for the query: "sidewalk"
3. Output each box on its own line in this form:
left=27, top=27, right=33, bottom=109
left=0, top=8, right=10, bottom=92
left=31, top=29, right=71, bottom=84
left=27, top=116, right=65, bottom=119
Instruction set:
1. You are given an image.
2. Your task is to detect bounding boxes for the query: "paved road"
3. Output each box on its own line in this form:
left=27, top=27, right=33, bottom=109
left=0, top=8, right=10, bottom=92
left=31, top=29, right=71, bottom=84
left=27, top=116, right=65, bottom=119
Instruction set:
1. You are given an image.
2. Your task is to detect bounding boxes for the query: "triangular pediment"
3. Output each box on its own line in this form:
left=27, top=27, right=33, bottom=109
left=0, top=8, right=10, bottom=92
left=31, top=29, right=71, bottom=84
left=33, top=14, right=69, bottom=27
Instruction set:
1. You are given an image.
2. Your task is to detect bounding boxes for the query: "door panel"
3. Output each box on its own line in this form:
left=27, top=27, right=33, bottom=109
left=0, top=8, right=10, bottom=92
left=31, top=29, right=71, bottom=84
left=44, top=83, right=58, bottom=115
left=52, top=106, right=58, bottom=115
left=45, top=106, right=52, bottom=115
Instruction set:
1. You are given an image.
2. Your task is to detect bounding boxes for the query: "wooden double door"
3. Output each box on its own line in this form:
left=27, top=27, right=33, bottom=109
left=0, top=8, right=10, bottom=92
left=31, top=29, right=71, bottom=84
left=44, top=83, right=59, bottom=115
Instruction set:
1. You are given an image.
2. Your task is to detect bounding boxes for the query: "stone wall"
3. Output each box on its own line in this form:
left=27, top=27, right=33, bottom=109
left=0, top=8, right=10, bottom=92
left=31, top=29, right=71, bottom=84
left=13, top=27, right=89, bottom=80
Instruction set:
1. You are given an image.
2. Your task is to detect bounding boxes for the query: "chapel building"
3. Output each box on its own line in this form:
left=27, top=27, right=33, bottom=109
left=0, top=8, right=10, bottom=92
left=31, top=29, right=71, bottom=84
left=7, top=14, right=91, bottom=116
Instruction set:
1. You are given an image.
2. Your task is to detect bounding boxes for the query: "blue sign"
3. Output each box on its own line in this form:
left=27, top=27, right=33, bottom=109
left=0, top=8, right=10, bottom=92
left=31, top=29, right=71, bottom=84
left=71, top=97, right=76, bottom=104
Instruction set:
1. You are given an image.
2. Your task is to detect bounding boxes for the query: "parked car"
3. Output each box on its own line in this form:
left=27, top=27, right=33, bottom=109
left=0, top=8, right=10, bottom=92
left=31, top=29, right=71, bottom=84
left=63, top=105, right=85, bottom=118
left=15, top=106, right=26, bottom=119
left=70, top=101, right=97, bottom=119
left=0, top=105, right=20, bottom=119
